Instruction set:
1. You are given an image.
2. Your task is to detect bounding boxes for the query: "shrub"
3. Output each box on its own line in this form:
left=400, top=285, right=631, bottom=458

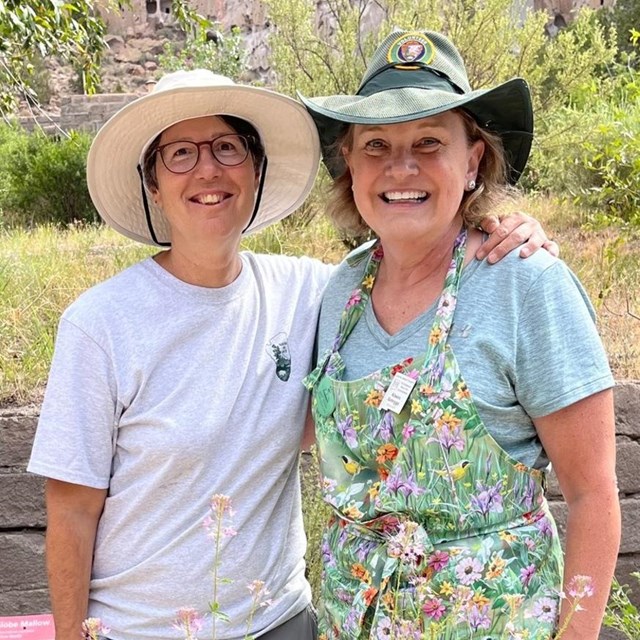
left=158, top=26, right=246, bottom=80
left=599, top=0, right=640, bottom=61
left=264, top=0, right=620, bottom=225
left=527, top=45, right=640, bottom=225
left=0, top=124, right=96, bottom=227
left=604, top=574, right=640, bottom=639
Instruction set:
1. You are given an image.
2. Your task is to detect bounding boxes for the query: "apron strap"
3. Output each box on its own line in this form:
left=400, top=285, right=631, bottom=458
left=306, top=229, right=468, bottom=390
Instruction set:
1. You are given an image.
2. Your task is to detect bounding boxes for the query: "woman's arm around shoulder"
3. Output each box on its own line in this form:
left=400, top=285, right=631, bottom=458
left=476, top=211, right=559, bottom=263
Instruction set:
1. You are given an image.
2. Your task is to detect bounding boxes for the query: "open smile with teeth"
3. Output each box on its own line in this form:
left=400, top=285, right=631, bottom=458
left=381, top=190, right=429, bottom=203
left=191, top=193, right=230, bottom=205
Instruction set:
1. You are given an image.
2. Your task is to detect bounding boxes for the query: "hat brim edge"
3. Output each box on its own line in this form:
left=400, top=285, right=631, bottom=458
left=299, top=78, right=533, bottom=184
left=87, top=85, right=321, bottom=246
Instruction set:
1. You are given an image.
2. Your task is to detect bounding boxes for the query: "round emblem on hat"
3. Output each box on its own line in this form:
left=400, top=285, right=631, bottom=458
left=387, top=33, right=435, bottom=66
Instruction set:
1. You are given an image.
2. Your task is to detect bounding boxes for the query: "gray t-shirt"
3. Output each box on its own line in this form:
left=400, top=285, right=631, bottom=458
left=316, top=243, right=614, bottom=469
left=28, top=253, right=333, bottom=640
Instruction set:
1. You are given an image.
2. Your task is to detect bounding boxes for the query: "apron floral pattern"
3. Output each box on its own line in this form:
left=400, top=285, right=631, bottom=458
left=304, top=229, right=564, bottom=640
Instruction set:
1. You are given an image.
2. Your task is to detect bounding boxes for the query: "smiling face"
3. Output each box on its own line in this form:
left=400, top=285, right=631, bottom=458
left=150, top=115, right=260, bottom=249
left=343, top=111, right=484, bottom=246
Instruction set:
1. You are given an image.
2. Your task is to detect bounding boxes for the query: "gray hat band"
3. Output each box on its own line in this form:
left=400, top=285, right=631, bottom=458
left=358, top=65, right=466, bottom=98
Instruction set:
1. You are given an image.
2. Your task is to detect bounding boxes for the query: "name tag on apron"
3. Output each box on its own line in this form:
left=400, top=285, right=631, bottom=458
left=379, top=372, right=416, bottom=413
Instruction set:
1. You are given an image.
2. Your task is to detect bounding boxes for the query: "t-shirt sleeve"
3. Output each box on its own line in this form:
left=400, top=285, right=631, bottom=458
left=514, top=261, right=614, bottom=419
left=27, top=317, right=118, bottom=488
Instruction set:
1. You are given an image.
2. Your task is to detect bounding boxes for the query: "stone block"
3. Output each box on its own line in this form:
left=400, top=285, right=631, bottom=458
left=600, top=627, right=630, bottom=640
left=546, top=469, right=562, bottom=498
left=88, top=93, right=136, bottom=105
left=614, top=381, right=640, bottom=438
left=0, top=533, right=46, bottom=590
left=0, top=589, right=51, bottom=616
left=616, top=439, right=640, bottom=495
left=0, top=406, right=39, bottom=469
left=548, top=501, right=568, bottom=545
left=69, top=95, right=88, bottom=105
left=62, top=105, right=90, bottom=116
left=620, top=498, right=640, bottom=554
left=0, top=474, right=45, bottom=528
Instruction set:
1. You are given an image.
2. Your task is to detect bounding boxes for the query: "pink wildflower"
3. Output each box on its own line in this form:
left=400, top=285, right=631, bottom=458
left=203, top=494, right=236, bottom=539
left=247, top=579, right=273, bottom=608
left=210, top=494, right=234, bottom=517
left=172, top=607, right=204, bottom=638
left=422, top=597, right=446, bottom=620
left=567, top=574, right=595, bottom=599
left=81, top=618, right=110, bottom=640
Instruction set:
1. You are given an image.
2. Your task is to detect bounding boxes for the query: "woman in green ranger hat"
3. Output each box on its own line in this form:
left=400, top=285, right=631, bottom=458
left=301, top=29, right=620, bottom=640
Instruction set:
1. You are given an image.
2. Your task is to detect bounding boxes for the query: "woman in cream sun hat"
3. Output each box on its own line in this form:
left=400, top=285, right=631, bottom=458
left=29, top=69, right=330, bottom=640
left=88, top=68, right=320, bottom=245
left=302, top=28, right=619, bottom=639
left=29, top=67, right=554, bottom=640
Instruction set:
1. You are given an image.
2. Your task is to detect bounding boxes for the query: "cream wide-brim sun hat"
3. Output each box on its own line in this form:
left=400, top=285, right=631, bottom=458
left=87, top=70, right=321, bottom=246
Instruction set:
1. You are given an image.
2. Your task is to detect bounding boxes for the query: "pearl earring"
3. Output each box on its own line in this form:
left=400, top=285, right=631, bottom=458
left=467, top=179, right=476, bottom=191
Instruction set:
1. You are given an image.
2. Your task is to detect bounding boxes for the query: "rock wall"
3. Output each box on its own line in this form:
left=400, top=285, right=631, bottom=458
left=1, top=383, right=639, bottom=638
left=19, top=94, right=139, bottom=136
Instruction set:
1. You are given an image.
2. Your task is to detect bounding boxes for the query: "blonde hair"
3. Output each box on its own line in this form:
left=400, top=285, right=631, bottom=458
left=325, top=109, right=517, bottom=238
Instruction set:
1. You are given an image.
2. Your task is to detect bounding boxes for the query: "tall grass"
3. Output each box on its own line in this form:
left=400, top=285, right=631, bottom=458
left=0, top=225, right=146, bottom=402
left=1, top=197, right=638, bottom=405
left=528, top=197, right=640, bottom=379
left=0, top=218, right=344, bottom=404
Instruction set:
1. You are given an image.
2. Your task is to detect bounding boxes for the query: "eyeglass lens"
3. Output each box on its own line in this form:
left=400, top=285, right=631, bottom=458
left=159, top=134, right=250, bottom=173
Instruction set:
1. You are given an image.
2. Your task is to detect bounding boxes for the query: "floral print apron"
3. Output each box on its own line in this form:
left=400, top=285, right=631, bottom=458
left=304, top=230, right=564, bottom=640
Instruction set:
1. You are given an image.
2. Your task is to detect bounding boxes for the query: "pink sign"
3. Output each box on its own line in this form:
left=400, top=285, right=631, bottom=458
left=0, top=615, right=54, bottom=640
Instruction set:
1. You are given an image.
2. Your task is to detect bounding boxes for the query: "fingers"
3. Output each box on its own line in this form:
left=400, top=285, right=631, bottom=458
left=476, top=214, right=532, bottom=262
left=478, top=214, right=500, bottom=235
left=542, top=240, right=560, bottom=258
left=475, top=211, right=557, bottom=263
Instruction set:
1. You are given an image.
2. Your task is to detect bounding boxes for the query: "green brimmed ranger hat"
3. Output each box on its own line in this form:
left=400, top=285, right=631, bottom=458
left=299, top=28, right=533, bottom=185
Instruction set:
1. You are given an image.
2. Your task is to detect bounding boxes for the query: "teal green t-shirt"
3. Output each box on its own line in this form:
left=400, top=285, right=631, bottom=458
left=315, top=243, right=614, bottom=469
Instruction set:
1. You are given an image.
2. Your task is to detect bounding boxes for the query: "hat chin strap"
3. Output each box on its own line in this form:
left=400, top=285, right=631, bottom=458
left=137, top=164, right=171, bottom=247
left=242, top=156, right=268, bottom=235
left=136, top=157, right=268, bottom=245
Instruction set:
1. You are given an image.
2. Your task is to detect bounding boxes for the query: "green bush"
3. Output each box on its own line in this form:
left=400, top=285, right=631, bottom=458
left=0, top=124, right=96, bottom=227
left=599, top=0, right=640, bottom=60
left=527, top=50, right=640, bottom=225
left=264, top=0, right=624, bottom=223
left=158, top=26, right=246, bottom=80
left=604, top=574, right=640, bottom=639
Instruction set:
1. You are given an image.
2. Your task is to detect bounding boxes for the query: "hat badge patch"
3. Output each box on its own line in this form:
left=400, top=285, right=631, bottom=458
left=387, top=33, right=435, bottom=67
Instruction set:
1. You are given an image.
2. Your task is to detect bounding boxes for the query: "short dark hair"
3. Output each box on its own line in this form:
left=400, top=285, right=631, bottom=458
left=141, top=115, right=265, bottom=191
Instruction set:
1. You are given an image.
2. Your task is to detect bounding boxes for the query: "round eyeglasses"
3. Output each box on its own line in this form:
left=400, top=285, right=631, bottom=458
left=156, top=134, right=255, bottom=174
